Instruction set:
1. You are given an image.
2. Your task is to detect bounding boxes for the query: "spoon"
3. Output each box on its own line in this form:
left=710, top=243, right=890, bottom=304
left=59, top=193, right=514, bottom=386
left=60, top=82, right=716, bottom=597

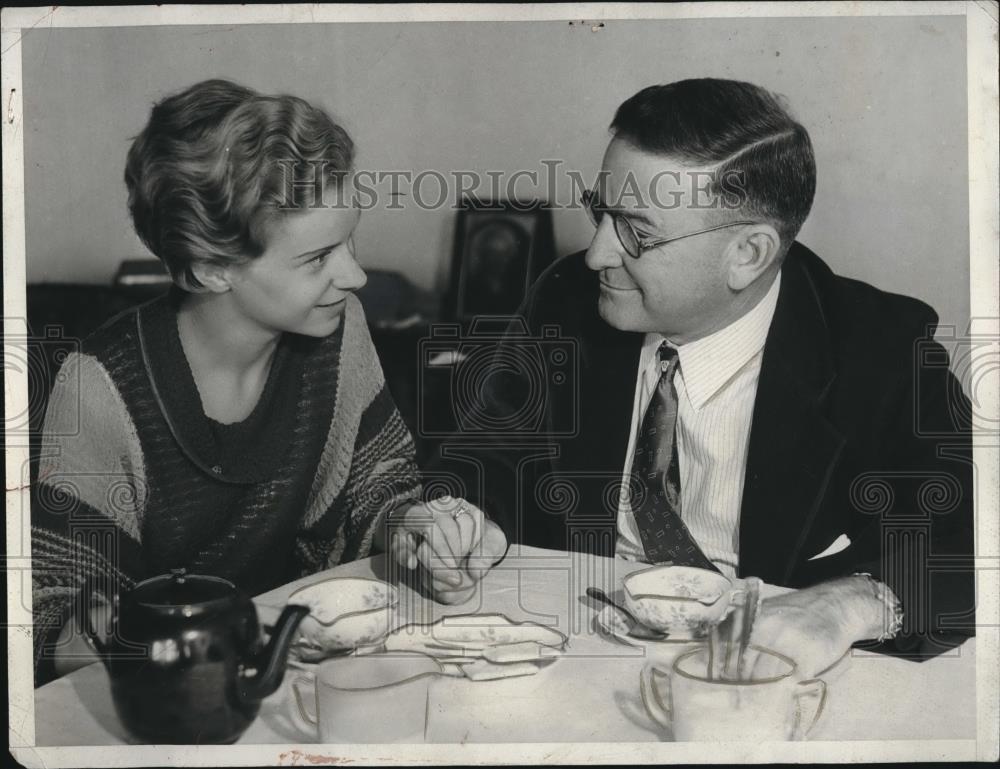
left=735, top=577, right=761, bottom=681
left=586, top=587, right=669, bottom=640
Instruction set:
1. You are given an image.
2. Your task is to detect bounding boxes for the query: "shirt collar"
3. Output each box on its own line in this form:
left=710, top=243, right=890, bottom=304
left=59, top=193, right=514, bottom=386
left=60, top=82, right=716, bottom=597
left=642, top=271, right=782, bottom=411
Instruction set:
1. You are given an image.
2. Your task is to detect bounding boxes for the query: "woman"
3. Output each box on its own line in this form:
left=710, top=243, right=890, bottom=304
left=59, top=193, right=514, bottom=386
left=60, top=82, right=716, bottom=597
left=31, top=79, right=506, bottom=684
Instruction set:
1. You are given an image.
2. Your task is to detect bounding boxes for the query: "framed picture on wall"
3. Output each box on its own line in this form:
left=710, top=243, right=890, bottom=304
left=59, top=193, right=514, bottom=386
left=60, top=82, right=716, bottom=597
left=445, top=198, right=556, bottom=322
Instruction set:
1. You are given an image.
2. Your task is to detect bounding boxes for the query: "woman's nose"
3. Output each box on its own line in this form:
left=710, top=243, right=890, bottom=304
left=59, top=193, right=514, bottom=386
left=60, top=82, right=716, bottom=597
left=584, top=217, right=626, bottom=272
left=330, top=246, right=367, bottom=291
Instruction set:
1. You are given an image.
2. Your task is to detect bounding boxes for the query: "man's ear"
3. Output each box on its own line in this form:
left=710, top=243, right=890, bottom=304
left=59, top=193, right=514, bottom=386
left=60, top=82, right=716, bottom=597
left=726, top=224, right=781, bottom=291
left=188, top=260, right=234, bottom=294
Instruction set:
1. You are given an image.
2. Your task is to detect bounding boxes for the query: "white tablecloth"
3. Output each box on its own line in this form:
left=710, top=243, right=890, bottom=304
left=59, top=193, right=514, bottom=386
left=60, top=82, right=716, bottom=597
left=33, top=546, right=976, bottom=745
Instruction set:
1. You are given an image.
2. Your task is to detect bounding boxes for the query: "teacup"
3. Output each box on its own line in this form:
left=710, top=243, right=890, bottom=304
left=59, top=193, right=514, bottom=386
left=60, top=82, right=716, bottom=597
left=289, top=577, right=398, bottom=655
left=291, top=652, right=442, bottom=743
left=623, top=565, right=741, bottom=637
left=640, top=645, right=827, bottom=741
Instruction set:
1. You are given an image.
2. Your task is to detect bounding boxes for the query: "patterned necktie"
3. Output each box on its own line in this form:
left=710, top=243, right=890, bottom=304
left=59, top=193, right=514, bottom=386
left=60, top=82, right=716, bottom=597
left=630, top=343, right=719, bottom=571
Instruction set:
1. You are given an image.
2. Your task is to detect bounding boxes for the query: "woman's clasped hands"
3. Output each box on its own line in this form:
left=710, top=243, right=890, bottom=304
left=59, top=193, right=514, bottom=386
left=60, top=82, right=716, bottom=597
left=389, top=495, right=508, bottom=604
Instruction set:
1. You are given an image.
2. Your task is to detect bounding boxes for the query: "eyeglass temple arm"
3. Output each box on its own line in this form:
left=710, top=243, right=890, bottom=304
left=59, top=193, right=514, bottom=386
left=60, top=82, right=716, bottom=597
left=642, top=220, right=758, bottom=249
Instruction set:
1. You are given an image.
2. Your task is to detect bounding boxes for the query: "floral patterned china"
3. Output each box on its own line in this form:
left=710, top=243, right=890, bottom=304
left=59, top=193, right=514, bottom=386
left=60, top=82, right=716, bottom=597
left=385, top=613, right=568, bottom=650
left=287, top=577, right=398, bottom=659
left=623, top=566, right=743, bottom=638
left=378, top=613, right=568, bottom=680
left=595, top=604, right=695, bottom=650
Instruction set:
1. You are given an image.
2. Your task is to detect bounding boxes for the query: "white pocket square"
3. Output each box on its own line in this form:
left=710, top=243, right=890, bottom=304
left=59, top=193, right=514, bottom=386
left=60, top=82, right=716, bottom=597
left=807, top=533, right=851, bottom=561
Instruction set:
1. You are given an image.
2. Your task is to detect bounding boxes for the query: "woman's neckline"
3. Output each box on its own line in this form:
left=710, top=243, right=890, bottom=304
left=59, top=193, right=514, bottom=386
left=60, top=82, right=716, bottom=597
left=173, top=291, right=286, bottom=427
left=136, top=288, right=309, bottom=484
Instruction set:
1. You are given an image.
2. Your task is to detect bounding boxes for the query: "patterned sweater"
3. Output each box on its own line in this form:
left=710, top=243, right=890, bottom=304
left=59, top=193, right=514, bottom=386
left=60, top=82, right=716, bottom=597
left=31, top=290, right=420, bottom=683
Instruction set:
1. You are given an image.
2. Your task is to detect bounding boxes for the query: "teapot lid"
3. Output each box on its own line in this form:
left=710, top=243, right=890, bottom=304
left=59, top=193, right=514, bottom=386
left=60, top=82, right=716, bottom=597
left=127, top=568, right=238, bottom=614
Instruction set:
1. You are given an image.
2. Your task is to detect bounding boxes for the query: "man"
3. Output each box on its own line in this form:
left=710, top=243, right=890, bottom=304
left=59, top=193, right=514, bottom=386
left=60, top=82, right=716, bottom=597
left=453, top=78, right=975, bottom=676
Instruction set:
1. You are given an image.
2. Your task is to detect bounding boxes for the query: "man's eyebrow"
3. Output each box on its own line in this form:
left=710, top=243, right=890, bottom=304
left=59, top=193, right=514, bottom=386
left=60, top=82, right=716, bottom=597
left=605, top=205, right=657, bottom=229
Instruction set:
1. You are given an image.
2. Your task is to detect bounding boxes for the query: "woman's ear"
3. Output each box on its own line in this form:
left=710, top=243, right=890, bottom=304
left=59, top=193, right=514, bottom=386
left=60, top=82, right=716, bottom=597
left=726, top=224, right=781, bottom=291
left=188, top=260, right=233, bottom=294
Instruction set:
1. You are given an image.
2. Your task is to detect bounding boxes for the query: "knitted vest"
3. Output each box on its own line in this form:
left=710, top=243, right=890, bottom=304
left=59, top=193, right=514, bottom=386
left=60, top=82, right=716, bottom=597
left=31, top=292, right=420, bottom=682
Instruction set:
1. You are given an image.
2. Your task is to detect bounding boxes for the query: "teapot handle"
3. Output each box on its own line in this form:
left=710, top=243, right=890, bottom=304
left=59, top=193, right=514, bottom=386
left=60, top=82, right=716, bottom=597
left=78, top=590, right=118, bottom=659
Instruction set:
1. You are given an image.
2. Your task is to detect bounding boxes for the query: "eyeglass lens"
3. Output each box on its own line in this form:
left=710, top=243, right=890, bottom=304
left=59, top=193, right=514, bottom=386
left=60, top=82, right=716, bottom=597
left=613, top=217, right=639, bottom=257
left=584, top=190, right=642, bottom=257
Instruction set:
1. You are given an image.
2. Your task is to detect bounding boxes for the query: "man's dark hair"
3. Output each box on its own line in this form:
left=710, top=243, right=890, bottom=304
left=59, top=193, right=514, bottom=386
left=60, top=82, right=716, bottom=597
left=611, top=78, right=816, bottom=253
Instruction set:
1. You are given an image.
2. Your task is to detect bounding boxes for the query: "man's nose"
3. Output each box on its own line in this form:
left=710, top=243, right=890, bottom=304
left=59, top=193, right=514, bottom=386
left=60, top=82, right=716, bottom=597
left=584, top=218, right=625, bottom=272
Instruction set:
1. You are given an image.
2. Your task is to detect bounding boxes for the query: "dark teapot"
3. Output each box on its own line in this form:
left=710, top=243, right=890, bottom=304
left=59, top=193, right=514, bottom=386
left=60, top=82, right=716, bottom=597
left=84, top=568, right=309, bottom=744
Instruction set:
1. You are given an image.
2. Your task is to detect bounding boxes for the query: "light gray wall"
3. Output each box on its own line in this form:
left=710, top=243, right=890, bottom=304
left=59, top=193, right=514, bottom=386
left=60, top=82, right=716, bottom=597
left=22, top=17, right=968, bottom=332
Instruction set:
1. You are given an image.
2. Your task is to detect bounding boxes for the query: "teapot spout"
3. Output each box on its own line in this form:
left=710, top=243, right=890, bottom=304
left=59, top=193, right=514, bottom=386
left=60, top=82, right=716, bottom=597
left=238, top=603, right=310, bottom=703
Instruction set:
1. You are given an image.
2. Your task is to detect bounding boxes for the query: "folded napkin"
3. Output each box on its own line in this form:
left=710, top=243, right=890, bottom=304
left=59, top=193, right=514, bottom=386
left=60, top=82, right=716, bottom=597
left=376, top=613, right=567, bottom=681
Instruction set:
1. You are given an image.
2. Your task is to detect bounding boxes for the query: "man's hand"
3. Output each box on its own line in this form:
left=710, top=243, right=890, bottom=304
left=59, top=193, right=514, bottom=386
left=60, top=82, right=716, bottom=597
left=388, top=496, right=508, bottom=605
left=746, top=576, right=887, bottom=679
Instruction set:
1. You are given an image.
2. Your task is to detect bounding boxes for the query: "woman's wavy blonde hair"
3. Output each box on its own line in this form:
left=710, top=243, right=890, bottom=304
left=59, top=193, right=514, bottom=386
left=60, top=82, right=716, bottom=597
left=124, top=79, right=354, bottom=290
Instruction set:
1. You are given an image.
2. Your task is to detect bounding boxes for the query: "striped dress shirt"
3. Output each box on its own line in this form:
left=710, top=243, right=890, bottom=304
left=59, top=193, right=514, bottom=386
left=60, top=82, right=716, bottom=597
left=615, top=273, right=782, bottom=578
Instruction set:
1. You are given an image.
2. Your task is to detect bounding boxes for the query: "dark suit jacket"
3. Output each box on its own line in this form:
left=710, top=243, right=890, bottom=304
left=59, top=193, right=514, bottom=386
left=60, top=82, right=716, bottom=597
left=436, top=242, right=975, bottom=659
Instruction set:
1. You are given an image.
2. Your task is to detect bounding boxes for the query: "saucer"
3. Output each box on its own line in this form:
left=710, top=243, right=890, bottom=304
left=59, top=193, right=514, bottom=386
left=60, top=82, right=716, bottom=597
left=286, top=642, right=356, bottom=671
left=383, top=613, right=568, bottom=653
left=595, top=605, right=702, bottom=648
left=381, top=614, right=567, bottom=682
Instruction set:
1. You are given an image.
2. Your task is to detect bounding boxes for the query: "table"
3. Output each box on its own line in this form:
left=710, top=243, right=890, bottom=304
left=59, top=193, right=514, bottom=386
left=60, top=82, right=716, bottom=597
left=33, top=546, right=977, bottom=745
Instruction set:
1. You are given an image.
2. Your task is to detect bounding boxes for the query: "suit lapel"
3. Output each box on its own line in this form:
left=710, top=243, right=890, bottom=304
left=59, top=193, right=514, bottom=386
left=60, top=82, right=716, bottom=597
left=577, top=315, right=643, bottom=475
left=739, top=247, right=846, bottom=585
left=556, top=292, right=643, bottom=546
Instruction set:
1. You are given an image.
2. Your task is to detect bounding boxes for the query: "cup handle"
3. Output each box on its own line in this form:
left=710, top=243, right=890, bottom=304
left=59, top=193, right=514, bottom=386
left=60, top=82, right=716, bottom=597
left=639, top=665, right=672, bottom=731
left=290, top=674, right=318, bottom=731
left=793, top=677, right=828, bottom=739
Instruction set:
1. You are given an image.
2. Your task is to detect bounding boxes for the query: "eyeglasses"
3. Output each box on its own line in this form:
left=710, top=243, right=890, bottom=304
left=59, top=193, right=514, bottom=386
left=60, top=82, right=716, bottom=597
left=581, top=189, right=756, bottom=259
